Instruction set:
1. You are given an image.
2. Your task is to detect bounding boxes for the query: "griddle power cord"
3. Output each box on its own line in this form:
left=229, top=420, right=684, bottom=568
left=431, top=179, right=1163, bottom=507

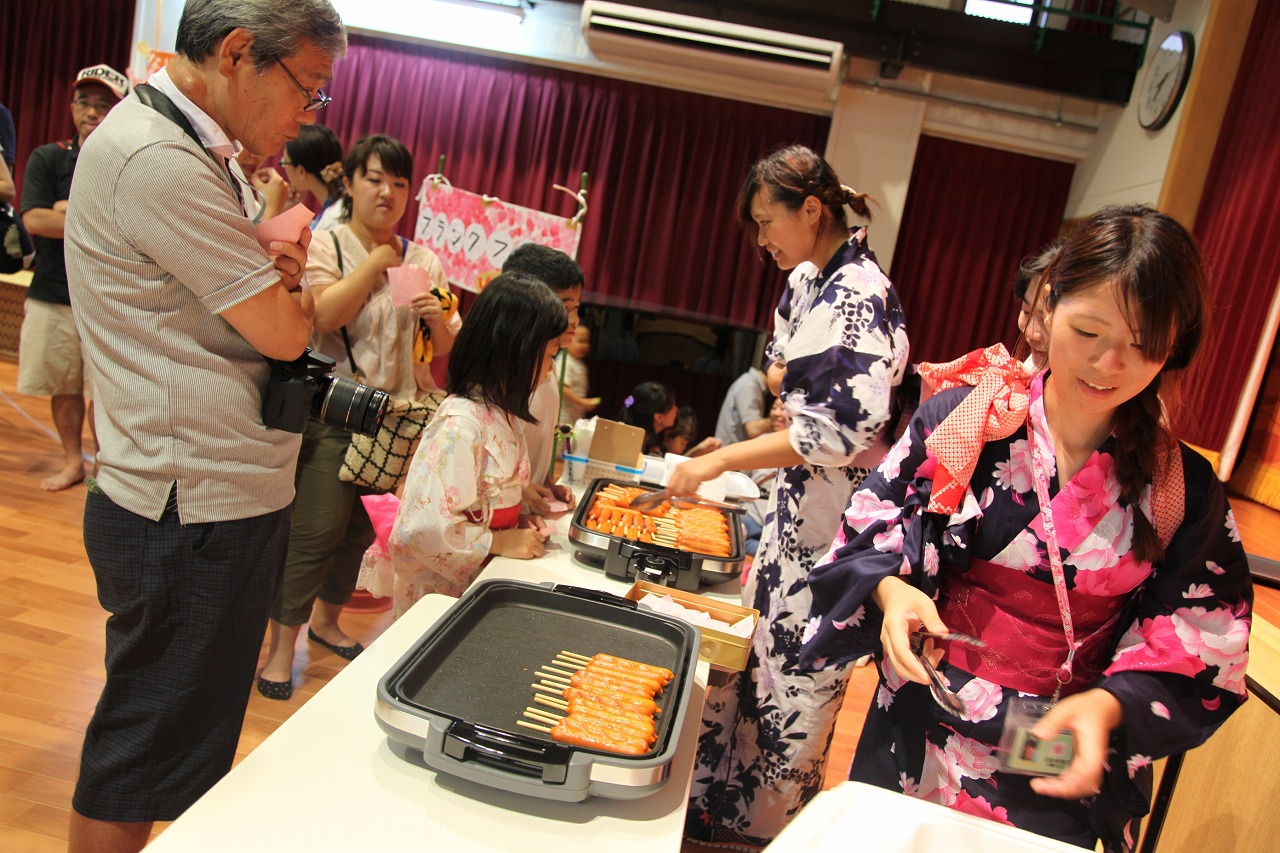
left=0, top=385, right=96, bottom=462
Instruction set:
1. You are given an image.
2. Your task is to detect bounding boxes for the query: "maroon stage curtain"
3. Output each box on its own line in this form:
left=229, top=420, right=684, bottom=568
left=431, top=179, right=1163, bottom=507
left=1181, top=0, right=1280, bottom=451
left=888, top=135, right=1075, bottom=366
left=0, top=0, right=134, bottom=201
left=1066, top=0, right=1117, bottom=38
left=319, top=35, right=828, bottom=330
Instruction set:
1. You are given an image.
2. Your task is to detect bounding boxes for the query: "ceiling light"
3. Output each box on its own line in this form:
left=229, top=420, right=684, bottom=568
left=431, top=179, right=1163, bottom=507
left=437, top=0, right=531, bottom=21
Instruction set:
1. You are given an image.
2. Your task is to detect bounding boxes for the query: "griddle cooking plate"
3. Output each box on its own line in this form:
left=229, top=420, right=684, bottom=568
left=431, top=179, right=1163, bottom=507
left=382, top=581, right=696, bottom=756
left=569, top=478, right=744, bottom=590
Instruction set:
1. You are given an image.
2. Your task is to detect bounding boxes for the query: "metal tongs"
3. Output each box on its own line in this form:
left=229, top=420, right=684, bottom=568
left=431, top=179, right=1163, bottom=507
left=630, top=488, right=745, bottom=514
left=910, top=630, right=986, bottom=716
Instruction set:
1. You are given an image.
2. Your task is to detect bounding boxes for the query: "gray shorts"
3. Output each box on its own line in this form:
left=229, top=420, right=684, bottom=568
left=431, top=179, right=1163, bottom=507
left=17, top=297, right=91, bottom=398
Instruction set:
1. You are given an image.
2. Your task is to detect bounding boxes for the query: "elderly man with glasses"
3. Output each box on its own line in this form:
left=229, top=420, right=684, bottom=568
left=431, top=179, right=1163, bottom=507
left=62, top=2, right=347, bottom=851
left=17, top=63, right=129, bottom=492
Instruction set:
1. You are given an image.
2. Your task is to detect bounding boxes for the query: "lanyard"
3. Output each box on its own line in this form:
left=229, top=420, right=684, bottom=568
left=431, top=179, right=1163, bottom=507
left=312, top=196, right=335, bottom=229
left=225, top=162, right=267, bottom=225
left=1028, top=429, right=1080, bottom=704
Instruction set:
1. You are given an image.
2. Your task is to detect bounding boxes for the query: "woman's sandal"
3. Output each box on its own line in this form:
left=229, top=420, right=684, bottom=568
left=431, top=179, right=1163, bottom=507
left=256, top=675, right=293, bottom=701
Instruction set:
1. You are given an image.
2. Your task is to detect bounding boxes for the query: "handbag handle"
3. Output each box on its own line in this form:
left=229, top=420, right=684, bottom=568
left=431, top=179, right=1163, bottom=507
left=334, top=233, right=414, bottom=378
left=332, top=232, right=360, bottom=377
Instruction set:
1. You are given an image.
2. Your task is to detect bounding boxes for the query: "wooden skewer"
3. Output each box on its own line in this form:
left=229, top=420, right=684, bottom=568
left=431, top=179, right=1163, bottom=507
left=543, top=664, right=577, bottom=677
left=532, top=682, right=568, bottom=696
left=559, top=650, right=592, bottom=664
left=535, top=669, right=571, bottom=684
left=517, top=720, right=552, bottom=733
left=538, top=681, right=572, bottom=695
left=553, top=655, right=587, bottom=670
left=535, top=694, right=569, bottom=711
left=525, top=707, right=562, bottom=725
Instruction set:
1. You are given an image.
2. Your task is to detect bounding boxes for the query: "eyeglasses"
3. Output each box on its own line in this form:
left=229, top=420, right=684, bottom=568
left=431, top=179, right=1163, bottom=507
left=275, top=58, right=331, bottom=113
left=279, top=158, right=294, bottom=167
left=910, top=630, right=986, bottom=716
left=73, top=96, right=115, bottom=112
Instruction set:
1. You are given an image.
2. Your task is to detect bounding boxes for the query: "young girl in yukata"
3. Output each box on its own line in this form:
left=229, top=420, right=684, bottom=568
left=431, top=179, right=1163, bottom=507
left=803, top=205, right=1252, bottom=852
left=668, top=144, right=910, bottom=849
left=387, top=272, right=568, bottom=618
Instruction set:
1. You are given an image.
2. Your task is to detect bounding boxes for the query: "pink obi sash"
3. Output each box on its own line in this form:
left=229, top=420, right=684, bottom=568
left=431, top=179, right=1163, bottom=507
left=937, top=558, right=1128, bottom=698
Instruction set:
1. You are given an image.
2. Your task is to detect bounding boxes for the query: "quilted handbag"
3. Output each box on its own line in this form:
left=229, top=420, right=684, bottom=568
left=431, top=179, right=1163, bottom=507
left=339, top=394, right=440, bottom=492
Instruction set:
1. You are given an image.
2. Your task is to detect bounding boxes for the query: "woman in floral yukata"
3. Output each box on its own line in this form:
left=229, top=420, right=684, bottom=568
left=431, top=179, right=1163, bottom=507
left=669, top=145, right=909, bottom=849
left=802, top=205, right=1252, bottom=851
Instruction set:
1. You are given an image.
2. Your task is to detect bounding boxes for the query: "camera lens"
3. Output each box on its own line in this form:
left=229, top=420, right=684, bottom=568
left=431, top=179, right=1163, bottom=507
left=315, top=376, right=389, bottom=437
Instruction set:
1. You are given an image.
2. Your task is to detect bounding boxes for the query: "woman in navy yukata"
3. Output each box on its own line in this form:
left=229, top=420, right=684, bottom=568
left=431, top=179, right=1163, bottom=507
left=802, top=205, right=1252, bottom=851
left=669, top=144, right=909, bottom=849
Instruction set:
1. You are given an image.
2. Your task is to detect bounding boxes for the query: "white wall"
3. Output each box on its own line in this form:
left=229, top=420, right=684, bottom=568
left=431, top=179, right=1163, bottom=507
left=823, top=67, right=1098, bottom=270
left=1064, top=0, right=1211, bottom=217
left=824, top=87, right=926, bottom=273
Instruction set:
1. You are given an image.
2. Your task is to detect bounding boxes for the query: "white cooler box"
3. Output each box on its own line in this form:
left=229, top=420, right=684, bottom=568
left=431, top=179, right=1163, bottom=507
left=769, top=781, right=1084, bottom=853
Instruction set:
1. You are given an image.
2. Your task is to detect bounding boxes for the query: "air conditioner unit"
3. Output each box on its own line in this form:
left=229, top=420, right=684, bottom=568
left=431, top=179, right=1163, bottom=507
left=581, top=1, right=845, bottom=107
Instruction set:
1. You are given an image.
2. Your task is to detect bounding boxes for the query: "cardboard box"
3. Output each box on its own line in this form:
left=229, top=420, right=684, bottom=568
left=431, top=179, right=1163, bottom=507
left=625, top=580, right=758, bottom=672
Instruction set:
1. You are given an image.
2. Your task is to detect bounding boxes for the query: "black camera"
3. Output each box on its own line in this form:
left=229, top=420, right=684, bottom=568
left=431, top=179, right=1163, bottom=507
left=262, top=349, right=388, bottom=437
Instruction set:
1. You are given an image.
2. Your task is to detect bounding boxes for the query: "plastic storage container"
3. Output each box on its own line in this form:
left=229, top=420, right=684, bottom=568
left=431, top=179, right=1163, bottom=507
left=563, top=453, right=645, bottom=485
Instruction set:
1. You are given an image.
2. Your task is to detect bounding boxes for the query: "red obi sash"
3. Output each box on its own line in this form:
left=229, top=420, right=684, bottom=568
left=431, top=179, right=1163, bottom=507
left=937, top=558, right=1128, bottom=698
left=489, top=504, right=521, bottom=530
left=473, top=504, right=522, bottom=571
left=464, top=503, right=521, bottom=530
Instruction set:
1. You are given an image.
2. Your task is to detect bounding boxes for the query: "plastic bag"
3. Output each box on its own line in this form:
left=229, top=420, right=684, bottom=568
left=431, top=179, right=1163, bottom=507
left=356, top=492, right=401, bottom=598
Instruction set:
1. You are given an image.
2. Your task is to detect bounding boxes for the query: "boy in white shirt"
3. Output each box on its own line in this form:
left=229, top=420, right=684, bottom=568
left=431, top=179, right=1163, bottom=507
left=502, top=244, right=586, bottom=515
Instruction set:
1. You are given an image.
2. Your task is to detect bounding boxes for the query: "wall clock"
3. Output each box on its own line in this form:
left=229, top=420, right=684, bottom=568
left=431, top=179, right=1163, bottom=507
left=1137, top=30, right=1194, bottom=130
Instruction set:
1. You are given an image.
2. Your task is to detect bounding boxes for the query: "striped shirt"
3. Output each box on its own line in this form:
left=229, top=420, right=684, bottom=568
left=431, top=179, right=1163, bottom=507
left=64, top=94, right=300, bottom=523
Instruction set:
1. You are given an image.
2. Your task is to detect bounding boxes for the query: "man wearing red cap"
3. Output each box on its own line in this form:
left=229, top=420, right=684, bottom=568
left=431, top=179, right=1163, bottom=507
left=17, top=64, right=129, bottom=491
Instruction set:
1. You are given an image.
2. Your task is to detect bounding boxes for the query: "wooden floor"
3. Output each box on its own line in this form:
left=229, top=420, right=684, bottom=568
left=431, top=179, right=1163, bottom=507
left=0, top=353, right=1276, bottom=849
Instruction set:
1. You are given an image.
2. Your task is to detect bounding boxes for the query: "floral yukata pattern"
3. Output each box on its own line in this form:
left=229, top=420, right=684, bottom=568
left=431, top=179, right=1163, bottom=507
left=802, top=375, right=1253, bottom=851
left=388, top=395, right=530, bottom=616
left=684, top=230, right=909, bottom=846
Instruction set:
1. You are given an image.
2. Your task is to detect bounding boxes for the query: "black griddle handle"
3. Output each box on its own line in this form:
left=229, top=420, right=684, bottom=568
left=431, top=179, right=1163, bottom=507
left=552, top=584, right=638, bottom=610
left=444, top=721, right=572, bottom=784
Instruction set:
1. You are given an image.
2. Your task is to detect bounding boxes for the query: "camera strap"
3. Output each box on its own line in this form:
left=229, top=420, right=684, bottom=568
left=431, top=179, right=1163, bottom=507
left=134, top=83, right=246, bottom=211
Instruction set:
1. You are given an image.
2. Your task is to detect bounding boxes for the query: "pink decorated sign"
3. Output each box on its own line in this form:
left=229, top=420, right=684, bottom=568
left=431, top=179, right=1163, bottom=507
left=414, top=181, right=582, bottom=292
